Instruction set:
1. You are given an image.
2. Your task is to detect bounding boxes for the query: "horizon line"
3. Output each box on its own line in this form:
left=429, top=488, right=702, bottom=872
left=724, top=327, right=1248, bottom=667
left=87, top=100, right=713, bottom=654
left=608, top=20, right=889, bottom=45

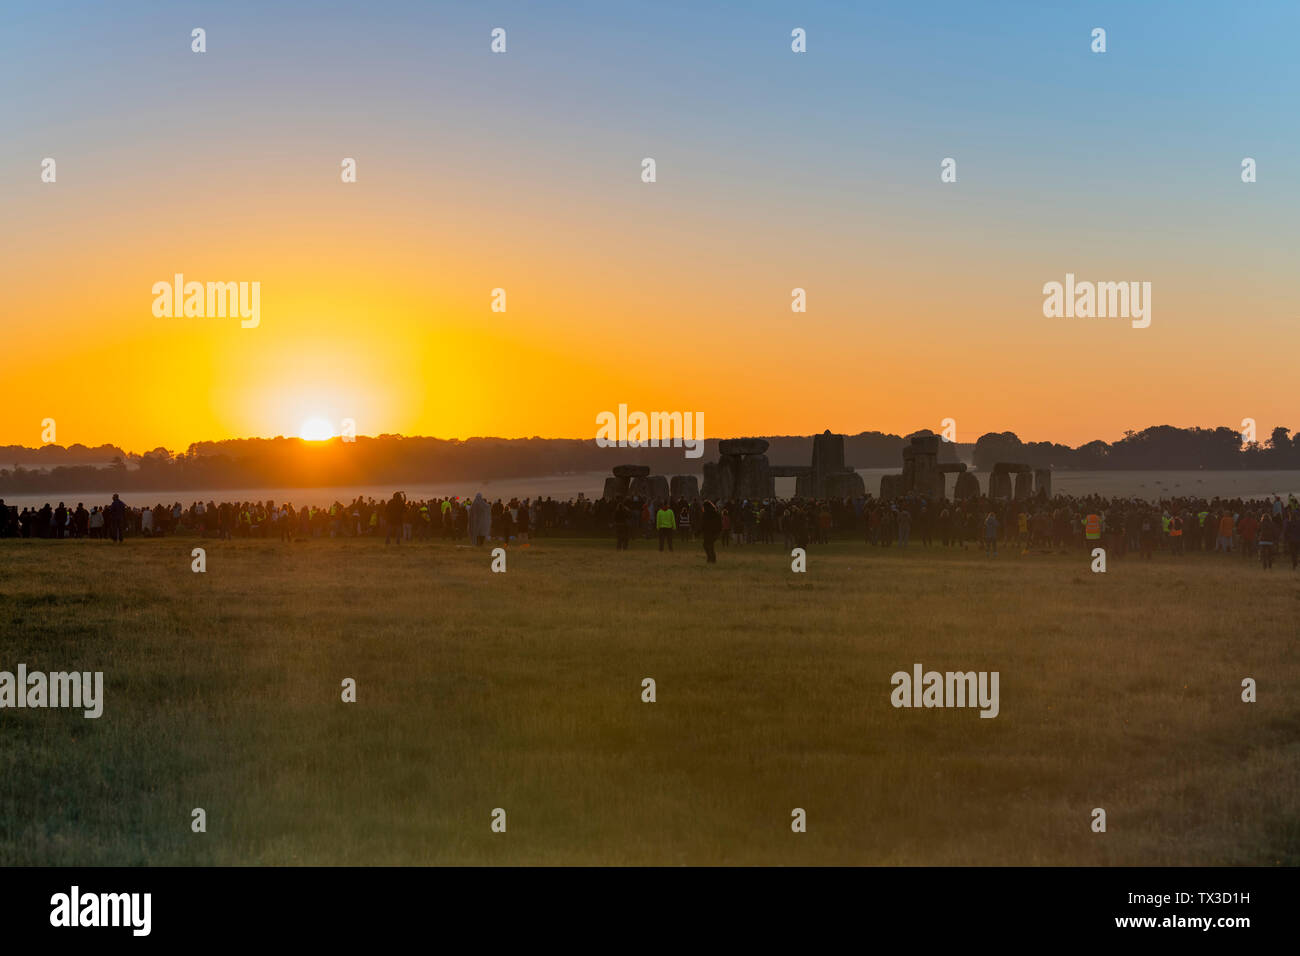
left=2, top=421, right=1273, bottom=460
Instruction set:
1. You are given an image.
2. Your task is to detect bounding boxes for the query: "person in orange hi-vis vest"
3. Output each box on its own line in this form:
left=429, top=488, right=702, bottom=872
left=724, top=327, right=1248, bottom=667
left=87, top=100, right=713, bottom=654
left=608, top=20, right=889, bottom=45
left=1084, top=513, right=1101, bottom=551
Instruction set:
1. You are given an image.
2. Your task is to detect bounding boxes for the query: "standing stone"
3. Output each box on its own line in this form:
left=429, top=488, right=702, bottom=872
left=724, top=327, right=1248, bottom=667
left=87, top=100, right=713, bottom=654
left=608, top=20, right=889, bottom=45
left=613, top=464, right=651, bottom=478
left=701, top=462, right=721, bottom=500
left=811, top=429, right=848, bottom=497
left=718, top=438, right=770, bottom=456
left=717, top=455, right=740, bottom=500
left=603, top=476, right=630, bottom=500
left=1013, top=472, right=1033, bottom=500
left=766, top=429, right=860, bottom=498
left=880, top=474, right=902, bottom=500
left=811, top=429, right=844, bottom=473
left=704, top=458, right=738, bottom=500
left=1034, top=469, right=1052, bottom=499
left=628, top=476, right=652, bottom=501
left=954, top=472, right=980, bottom=500
left=901, top=438, right=943, bottom=497
left=988, top=471, right=1012, bottom=499
left=737, top=454, right=773, bottom=499
left=647, top=475, right=670, bottom=503
left=670, top=475, right=700, bottom=499
left=825, top=472, right=865, bottom=499
left=937, top=462, right=967, bottom=498
left=915, top=457, right=940, bottom=499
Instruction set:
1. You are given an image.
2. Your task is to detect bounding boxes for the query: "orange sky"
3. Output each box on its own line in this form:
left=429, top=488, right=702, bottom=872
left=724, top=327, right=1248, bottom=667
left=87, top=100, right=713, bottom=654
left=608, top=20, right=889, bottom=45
left=5, top=3, right=1297, bottom=455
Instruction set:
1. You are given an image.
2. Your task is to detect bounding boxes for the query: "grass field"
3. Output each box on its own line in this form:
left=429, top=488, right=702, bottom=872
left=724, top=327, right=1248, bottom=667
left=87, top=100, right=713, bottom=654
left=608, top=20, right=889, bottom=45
left=1, top=534, right=1297, bottom=865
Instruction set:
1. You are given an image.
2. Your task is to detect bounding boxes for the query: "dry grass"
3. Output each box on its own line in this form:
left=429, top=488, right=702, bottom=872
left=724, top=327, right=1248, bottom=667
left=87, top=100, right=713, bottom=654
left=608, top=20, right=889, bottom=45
left=1, top=534, right=1296, bottom=865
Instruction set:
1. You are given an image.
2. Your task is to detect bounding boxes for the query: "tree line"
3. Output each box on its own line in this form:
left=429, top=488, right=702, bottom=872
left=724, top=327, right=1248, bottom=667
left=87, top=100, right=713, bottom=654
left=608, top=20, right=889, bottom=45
left=0, top=424, right=1295, bottom=495
left=972, top=424, right=1299, bottom=471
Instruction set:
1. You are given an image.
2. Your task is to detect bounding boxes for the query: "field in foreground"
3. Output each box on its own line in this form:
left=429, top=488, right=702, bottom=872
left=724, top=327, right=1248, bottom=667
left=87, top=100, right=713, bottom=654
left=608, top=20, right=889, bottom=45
left=1, top=534, right=1297, bottom=865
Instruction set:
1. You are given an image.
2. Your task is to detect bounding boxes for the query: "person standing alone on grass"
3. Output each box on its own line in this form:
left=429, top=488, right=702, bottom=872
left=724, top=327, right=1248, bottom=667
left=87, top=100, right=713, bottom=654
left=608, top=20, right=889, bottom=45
left=700, top=500, right=721, bottom=564
left=656, top=500, right=676, bottom=551
left=613, top=495, right=632, bottom=550
left=1284, top=510, right=1300, bottom=570
left=983, top=511, right=998, bottom=557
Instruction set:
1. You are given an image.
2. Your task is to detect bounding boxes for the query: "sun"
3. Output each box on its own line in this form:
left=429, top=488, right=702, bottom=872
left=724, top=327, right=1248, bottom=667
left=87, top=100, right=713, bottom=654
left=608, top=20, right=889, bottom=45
left=299, top=417, right=335, bottom=442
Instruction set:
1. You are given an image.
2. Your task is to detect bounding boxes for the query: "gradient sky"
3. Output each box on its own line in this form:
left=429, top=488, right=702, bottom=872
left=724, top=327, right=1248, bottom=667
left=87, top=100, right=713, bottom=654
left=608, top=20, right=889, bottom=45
left=2, top=1, right=1297, bottom=453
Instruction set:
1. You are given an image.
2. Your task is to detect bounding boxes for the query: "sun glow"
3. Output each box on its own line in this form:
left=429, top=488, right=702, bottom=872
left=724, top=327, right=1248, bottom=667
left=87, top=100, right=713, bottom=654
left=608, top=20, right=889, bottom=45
left=299, top=417, right=335, bottom=442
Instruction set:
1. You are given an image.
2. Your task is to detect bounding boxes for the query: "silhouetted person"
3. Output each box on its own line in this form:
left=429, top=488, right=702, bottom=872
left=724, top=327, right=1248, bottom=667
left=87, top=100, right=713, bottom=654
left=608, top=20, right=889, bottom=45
left=107, top=494, right=126, bottom=543
left=700, top=500, right=722, bottom=564
left=384, top=492, right=406, bottom=545
left=613, top=496, right=633, bottom=550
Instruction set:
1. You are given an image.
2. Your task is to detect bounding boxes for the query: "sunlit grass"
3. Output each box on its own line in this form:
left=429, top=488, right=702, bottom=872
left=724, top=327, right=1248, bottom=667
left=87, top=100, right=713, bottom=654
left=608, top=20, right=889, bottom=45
left=1, top=535, right=1296, bottom=865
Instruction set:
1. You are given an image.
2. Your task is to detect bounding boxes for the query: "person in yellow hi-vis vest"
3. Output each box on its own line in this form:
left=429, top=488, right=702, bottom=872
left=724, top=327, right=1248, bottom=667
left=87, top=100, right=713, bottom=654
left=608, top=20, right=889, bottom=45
left=655, top=500, right=677, bottom=552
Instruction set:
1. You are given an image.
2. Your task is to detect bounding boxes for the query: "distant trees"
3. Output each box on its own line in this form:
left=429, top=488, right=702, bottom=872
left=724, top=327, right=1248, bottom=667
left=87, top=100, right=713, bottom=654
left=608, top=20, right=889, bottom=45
left=0, top=443, right=127, bottom=466
left=3, top=424, right=1299, bottom=496
left=973, top=424, right=1300, bottom=471
left=971, top=431, right=1079, bottom=470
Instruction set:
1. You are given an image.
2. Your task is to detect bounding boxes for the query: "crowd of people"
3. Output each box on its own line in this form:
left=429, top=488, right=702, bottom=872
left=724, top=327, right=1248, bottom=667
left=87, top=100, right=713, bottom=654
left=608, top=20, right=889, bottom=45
left=2, top=489, right=1299, bottom=570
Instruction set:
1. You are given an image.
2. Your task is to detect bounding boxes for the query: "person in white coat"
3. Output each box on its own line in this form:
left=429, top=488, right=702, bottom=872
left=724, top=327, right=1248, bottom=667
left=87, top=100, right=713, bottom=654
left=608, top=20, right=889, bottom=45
left=469, top=493, right=491, bottom=546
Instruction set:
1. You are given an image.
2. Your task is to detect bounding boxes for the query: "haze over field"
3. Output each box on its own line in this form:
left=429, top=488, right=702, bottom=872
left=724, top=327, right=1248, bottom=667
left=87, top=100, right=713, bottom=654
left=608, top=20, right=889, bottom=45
left=4, top=469, right=1300, bottom=511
